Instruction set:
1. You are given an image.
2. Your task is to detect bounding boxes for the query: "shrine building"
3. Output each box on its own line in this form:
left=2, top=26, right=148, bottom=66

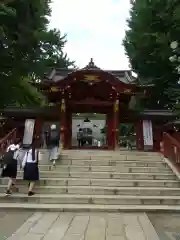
left=0, top=59, right=177, bottom=151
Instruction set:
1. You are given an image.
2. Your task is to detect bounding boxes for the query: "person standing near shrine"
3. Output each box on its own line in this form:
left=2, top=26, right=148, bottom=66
left=46, top=124, right=60, bottom=168
left=77, top=128, right=83, bottom=147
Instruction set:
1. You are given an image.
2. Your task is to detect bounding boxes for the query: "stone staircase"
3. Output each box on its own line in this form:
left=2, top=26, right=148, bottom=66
left=0, top=150, right=180, bottom=212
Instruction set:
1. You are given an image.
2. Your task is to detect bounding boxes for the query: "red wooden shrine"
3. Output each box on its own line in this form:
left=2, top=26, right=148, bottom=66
left=0, top=59, right=178, bottom=151
left=35, top=59, right=149, bottom=150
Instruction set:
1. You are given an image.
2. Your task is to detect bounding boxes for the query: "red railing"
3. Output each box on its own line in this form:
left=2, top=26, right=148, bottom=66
left=163, top=132, right=180, bottom=172
left=0, top=118, right=17, bottom=138
left=0, top=128, right=17, bottom=157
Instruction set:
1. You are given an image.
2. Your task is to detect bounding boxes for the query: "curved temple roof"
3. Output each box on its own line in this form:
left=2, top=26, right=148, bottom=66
left=46, top=58, right=135, bottom=85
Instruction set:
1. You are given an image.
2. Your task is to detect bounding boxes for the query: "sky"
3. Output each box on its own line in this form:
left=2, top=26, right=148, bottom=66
left=49, top=0, right=131, bottom=70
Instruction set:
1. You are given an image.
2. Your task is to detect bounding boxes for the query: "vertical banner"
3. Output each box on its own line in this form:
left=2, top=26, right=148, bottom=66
left=23, top=119, right=35, bottom=145
left=143, top=120, right=153, bottom=147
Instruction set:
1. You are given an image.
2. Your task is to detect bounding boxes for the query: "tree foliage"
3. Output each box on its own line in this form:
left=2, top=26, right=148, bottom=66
left=123, top=0, right=180, bottom=110
left=0, top=0, right=73, bottom=108
left=30, top=28, right=74, bottom=80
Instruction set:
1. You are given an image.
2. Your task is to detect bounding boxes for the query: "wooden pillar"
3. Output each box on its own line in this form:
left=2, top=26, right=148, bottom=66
left=105, top=115, right=108, bottom=146
left=113, top=99, right=119, bottom=150
left=34, top=117, right=42, bottom=148
left=153, top=123, right=162, bottom=151
left=66, top=110, right=72, bottom=149
left=60, top=99, right=66, bottom=149
left=107, top=111, right=113, bottom=149
left=135, top=120, right=144, bottom=151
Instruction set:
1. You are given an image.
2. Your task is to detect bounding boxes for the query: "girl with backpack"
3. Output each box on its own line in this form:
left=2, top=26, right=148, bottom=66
left=1, top=139, right=20, bottom=195
left=22, top=143, right=39, bottom=196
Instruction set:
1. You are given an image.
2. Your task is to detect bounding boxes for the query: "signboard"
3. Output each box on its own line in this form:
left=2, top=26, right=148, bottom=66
left=83, top=75, right=99, bottom=82
left=143, top=120, right=153, bottom=147
left=22, top=119, right=35, bottom=145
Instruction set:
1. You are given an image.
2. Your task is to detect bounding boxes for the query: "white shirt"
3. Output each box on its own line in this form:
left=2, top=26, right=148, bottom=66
left=6, top=144, right=20, bottom=160
left=22, top=149, right=38, bottom=168
left=6, top=144, right=19, bottom=152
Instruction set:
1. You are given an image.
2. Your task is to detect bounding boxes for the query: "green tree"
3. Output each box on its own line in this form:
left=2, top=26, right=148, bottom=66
left=31, top=28, right=74, bottom=80
left=0, top=0, right=73, bottom=108
left=123, top=0, right=180, bottom=110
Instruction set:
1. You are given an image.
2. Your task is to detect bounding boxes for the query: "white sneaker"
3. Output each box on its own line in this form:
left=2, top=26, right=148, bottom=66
left=52, top=160, right=56, bottom=166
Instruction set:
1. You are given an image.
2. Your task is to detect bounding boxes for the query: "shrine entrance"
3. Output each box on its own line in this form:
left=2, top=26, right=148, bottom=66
left=62, top=99, right=116, bottom=150
left=71, top=113, right=107, bottom=148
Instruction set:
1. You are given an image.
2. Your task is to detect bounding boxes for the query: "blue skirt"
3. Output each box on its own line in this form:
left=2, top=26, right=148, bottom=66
left=23, top=162, right=39, bottom=181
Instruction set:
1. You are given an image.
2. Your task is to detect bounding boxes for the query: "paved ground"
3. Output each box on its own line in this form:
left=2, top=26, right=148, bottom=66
left=5, top=212, right=160, bottom=240
left=1, top=211, right=180, bottom=240
left=148, top=213, right=180, bottom=240
left=0, top=210, right=33, bottom=239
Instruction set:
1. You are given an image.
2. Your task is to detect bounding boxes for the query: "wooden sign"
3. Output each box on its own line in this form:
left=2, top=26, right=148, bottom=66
left=22, top=119, right=35, bottom=145
left=84, top=75, right=99, bottom=81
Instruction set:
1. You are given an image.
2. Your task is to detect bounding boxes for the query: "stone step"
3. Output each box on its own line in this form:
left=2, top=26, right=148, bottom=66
left=1, top=193, right=180, bottom=205
left=61, top=150, right=160, bottom=155
left=60, top=151, right=162, bottom=158
left=53, top=159, right=166, bottom=167
left=1, top=178, right=179, bottom=187
left=1, top=202, right=180, bottom=212
left=1, top=185, right=180, bottom=196
left=16, top=171, right=176, bottom=180
left=60, top=156, right=163, bottom=161
left=36, top=165, right=171, bottom=173
left=1, top=148, right=176, bottom=211
left=59, top=156, right=163, bottom=161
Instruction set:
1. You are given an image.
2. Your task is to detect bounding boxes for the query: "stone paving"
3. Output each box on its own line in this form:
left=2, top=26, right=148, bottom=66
left=1, top=210, right=180, bottom=240
left=6, top=212, right=160, bottom=240
left=0, top=210, right=33, bottom=239
left=148, top=213, right=180, bottom=240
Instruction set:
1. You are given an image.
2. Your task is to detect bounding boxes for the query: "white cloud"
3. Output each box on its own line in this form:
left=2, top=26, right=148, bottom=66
left=49, top=0, right=131, bottom=70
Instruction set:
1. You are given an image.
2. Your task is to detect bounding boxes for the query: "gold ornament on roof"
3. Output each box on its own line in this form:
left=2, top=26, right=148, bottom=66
left=84, top=75, right=99, bottom=81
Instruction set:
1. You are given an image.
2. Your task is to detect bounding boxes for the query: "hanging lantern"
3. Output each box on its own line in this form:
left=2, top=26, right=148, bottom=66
left=61, top=99, right=65, bottom=112
left=114, top=99, right=119, bottom=112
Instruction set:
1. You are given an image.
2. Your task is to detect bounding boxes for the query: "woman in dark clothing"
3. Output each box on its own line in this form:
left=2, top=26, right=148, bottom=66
left=1, top=139, right=20, bottom=195
left=22, top=144, right=39, bottom=196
